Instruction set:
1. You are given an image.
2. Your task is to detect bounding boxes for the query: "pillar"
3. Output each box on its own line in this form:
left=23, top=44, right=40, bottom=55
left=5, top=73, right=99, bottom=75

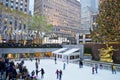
left=76, top=33, right=79, bottom=45
left=83, top=34, right=86, bottom=44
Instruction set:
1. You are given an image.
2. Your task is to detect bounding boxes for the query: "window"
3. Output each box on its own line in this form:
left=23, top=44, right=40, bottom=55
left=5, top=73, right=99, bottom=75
left=6, top=3, right=8, bottom=7
left=25, top=4, right=27, bottom=7
left=11, top=6, right=13, bottom=8
left=16, top=7, right=18, bottom=10
left=24, top=8, right=27, bottom=12
left=16, top=2, right=18, bottom=4
left=20, top=8, right=23, bottom=11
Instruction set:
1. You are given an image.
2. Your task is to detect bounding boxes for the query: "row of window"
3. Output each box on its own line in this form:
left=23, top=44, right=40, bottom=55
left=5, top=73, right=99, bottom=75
left=6, top=0, right=27, bottom=3
left=5, top=3, right=28, bottom=10
left=3, top=19, right=26, bottom=31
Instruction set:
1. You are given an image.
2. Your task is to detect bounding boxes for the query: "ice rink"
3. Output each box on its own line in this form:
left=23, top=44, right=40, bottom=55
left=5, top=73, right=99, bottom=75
left=15, top=59, right=120, bottom=80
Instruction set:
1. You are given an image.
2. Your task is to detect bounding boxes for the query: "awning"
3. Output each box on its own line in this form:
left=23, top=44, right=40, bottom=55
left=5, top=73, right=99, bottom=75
left=63, top=48, right=80, bottom=55
left=52, top=48, right=67, bottom=54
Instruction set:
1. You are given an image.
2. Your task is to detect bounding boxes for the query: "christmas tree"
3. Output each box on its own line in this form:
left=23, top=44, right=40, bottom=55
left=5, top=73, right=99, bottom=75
left=91, top=0, right=120, bottom=43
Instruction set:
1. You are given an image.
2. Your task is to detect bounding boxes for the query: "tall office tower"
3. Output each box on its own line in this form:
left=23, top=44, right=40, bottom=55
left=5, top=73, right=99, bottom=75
left=0, top=0, right=34, bottom=42
left=34, top=0, right=81, bottom=38
left=80, top=0, right=98, bottom=30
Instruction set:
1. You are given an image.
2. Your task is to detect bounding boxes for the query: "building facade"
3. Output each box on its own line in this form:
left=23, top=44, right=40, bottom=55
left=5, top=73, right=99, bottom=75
left=0, top=0, right=34, bottom=42
left=35, top=0, right=81, bottom=29
left=34, top=0, right=81, bottom=44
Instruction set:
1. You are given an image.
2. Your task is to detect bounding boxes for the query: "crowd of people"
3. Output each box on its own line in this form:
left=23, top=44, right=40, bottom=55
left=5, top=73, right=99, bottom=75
left=0, top=57, right=30, bottom=80
left=0, top=57, right=45, bottom=80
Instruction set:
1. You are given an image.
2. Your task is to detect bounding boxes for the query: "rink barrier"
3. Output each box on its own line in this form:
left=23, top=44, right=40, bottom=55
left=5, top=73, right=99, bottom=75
left=83, top=60, right=120, bottom=72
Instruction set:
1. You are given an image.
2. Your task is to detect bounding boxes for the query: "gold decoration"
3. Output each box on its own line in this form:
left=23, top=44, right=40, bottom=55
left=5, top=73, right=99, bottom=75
left=98, top=44, right=118, bottom=62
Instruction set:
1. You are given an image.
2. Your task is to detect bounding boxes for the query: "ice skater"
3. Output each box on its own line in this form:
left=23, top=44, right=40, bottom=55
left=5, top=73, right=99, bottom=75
left=31, top=70, right=35, bottom=76
left=79, top=59, right=83, bottom=68
left=36, top=69, right=39, bottom=76
left=92, top=66, right=95, bottom=74
left=111, top=64, right=116, bottom=74
left=35, top=61, right=38, bottom=70
left=59, top=70, right=62, bottom=80
left=67, top=56, right=69, bottom=64
left=56, top=69, right=59, bottom=79
left=95, top=64, right=98, bottom=73
left=40, top=68, right=45, bottom=78
left=54, top=56, right=57, bottom=64
left=99, top=63, right=103, bottom=69
left=63, top=63, right=66, bottom=70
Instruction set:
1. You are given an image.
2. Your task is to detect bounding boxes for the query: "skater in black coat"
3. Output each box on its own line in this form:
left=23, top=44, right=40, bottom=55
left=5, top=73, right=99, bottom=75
left=40, top=68, right=45, bottom=78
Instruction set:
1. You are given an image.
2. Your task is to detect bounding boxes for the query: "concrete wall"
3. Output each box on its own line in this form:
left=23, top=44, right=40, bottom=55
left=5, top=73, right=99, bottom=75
left=0, top=45, right=84, bottom=59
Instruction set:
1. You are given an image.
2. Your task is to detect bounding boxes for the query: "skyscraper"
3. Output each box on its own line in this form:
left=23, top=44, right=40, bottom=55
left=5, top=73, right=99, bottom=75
left=34, top=0, right=81, bottom=38
left=80, top=0, right=98, bottom=30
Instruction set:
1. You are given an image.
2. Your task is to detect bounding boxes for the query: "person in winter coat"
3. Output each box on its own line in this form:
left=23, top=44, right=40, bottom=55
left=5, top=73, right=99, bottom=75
left=59, top=70, right=62, bottom=80
left=63, top=63, right=66, bottom=70
left=40, top=68, right=45, bottom=78
left=95, top=64, right=98, bottom=73
left=35, top=62, right=38, bottom=69
left=36, top=69, right=39, bottom=76
left=92, top=66, right=95, bottom=74
left=99, top=63, right=103, bottom=69
left=112, top=64, right=116, bottom=74
left=79, top=59, right=83, bottom=68
left=54, top=56, right=57, bottom=64
left=56, top=69, right=59, bottom=79
left=31, top=70, right=35, bottom=76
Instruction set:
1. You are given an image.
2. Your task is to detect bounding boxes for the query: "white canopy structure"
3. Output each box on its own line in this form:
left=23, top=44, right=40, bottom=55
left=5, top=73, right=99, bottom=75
left=52, top=48, right=81, bottom=62
left=63, top=48, right=80, bottom=56
left=62, top=48, right=80, bottom=62
left=52, top=48, right=68, bottom=59
left=52, top=48, right=67, bottom=54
